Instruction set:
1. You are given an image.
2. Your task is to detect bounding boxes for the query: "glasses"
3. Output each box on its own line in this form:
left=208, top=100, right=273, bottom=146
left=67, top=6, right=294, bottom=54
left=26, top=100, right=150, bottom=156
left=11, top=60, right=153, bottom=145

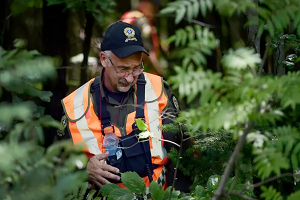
left=105, top=53, right=144, bottom=78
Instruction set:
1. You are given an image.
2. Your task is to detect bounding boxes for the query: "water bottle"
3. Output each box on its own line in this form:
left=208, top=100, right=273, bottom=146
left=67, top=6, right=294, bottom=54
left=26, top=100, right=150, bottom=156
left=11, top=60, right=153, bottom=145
left=103, top=132, right=119, bottom=162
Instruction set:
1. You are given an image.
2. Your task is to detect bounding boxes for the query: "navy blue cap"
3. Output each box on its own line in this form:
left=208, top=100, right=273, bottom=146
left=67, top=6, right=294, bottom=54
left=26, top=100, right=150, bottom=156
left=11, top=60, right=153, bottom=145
left=101, top=21, right=149, bottom=58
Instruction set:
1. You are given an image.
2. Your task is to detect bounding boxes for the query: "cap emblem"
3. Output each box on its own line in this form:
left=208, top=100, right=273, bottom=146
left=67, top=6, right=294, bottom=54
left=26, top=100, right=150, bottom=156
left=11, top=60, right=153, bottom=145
left=124, top=27, right=137, bottom=42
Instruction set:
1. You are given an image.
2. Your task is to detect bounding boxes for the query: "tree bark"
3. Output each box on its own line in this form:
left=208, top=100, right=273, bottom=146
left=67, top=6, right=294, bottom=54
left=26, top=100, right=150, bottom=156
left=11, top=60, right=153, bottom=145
left=247, top=0, right=260, bottom=54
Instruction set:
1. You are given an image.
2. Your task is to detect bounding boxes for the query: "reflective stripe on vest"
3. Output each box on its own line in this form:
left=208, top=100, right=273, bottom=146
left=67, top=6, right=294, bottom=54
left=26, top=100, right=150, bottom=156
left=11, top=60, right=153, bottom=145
left=145, top=74, right=167, bottom=159
left=73, top=82, right=102, bottom=155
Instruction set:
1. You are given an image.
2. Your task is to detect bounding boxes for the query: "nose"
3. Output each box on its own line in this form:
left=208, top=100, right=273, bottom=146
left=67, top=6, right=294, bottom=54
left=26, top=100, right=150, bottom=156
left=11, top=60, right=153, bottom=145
left=124, top=73, right=134, bottom=83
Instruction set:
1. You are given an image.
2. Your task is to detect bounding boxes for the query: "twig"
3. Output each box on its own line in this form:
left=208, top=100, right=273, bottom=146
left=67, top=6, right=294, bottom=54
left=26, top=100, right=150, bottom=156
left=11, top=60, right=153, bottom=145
left=151, top=13, right=215, bottom=28
left=1, top=13, right=12, bottom=46
left=248, top=66, right=257, bottom=77
left=156, top=137, right=180, bottom=147
left=212, top=123, right=253, bottom=200
left=169, top=124, right=184, bottom=200
left=258, top=38, right=271, bottom=76
left=250, top=173, right=294, bottom=189
left=225, top=191, right=259, bottom=200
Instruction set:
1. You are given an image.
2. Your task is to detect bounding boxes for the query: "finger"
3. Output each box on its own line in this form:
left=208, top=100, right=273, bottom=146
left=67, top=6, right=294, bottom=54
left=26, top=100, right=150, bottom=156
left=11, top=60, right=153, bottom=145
left=93, top=180, right=103, bottom=189
left=97, top=175, right=111, bottom=185
left=101, top=163, right=120, bottom=174
left=100, top=171, right=121, bottom=181
left=94, top=152, right=109, bottom=161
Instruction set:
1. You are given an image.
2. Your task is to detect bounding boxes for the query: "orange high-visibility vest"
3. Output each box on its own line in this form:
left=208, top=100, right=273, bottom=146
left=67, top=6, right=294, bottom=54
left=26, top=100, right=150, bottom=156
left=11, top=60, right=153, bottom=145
left=61, top=72, right=168, bottom=190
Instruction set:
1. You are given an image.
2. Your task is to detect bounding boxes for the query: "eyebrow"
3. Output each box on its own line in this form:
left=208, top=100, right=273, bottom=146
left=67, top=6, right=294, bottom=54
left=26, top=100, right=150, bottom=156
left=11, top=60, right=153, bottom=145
left=116, top=63, right=141, bottom=69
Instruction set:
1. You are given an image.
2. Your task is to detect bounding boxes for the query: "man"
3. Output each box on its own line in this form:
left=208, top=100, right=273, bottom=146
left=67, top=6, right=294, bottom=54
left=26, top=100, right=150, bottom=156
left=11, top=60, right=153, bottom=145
left=58, top=21, right=190, bottom=196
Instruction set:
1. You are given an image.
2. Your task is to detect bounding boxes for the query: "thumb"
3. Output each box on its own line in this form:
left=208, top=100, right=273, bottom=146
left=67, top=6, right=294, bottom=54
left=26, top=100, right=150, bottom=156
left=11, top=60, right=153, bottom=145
left=94, top=152, right=109, bottom=161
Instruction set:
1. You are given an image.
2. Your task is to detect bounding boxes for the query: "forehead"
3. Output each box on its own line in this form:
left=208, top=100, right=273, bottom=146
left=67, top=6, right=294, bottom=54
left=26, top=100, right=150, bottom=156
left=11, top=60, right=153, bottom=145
left=111, top=52, right=142, bottom=67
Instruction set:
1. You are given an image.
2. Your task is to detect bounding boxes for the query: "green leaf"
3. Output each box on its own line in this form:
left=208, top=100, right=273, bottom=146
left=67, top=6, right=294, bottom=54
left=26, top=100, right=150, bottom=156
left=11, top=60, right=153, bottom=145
left=192, top=0, right=199, bottom=18
left=108, top=188, right=134, bottom=200
left=160, top=6, right=177, bottom=15
left=100, top=184, right=121, bottom=197
left=221, top=47, right=261, bottom=70
left=138, top=131, right=153, bottom=139
left=149, top=181, right=165, bottom=200
left=86, top=190, right=96, bottom=200
left=164, top=187, right=180, bottom=199
left=175, top=6, right=186, bottom=24
left=195, top=185, right=206, bottom=198
left=287, top=191, right=300, bottom=200
left=187, top=2, right=193, bottom=21
left=135, top=118, right=148, bottom=132
left=181, top=196, right=195, bottom=200
left=291, top=154, right=298, bottom=170
left=200, top=0, right=207, bottom=17
left=121, top=172, right=146, bottom=195
left=207, top=175, right=221, bottom=191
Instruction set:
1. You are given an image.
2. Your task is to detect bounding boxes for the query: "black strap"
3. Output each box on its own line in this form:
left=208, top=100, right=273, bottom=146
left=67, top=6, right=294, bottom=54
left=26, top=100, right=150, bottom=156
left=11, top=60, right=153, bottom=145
left=92, top=76, right=112, bottom=135
left=136, top=73, right=146, bottom=119
left=92, top=74, right=146, bottom=135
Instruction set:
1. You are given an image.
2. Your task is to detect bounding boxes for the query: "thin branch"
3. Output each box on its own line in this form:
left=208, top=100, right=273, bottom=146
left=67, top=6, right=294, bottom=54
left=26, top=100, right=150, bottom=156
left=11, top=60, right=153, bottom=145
left=258, top=38, right=271, bottom=76
left=151, top=13, right=215, bottom=28
left=1, top=13, right=12, bottom=46
left=225, top=191, right=259, bottom=200
left=212, top=123, right=254, bottom=200
left=248, top=66, right=257, bottom=77
left=156, top=137, right=180, bottom=147
left=187, top=19, right=215, bottom=28
left=169, top=124, right=184, bottom=200
left=250, top=173, right=294, bottom=189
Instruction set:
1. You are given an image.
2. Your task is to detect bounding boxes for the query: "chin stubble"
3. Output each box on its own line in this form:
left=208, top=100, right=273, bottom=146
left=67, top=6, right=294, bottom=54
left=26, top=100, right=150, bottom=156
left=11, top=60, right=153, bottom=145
left=117, top=79, right=133, bottom=92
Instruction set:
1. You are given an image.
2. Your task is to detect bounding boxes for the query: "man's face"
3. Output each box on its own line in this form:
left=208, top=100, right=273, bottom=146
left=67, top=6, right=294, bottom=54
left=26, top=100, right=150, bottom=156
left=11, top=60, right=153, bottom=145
left=100, top=52, right=143, bottom=93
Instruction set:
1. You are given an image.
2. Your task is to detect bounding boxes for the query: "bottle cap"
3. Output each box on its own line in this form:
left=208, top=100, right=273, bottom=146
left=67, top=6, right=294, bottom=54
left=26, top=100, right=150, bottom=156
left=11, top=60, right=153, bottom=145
left=104, top=126, right=114, bottom=135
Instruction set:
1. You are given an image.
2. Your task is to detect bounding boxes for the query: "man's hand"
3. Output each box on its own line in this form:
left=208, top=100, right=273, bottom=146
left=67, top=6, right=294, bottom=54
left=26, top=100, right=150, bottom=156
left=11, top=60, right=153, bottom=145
left=87, top=152, right=120, bottom=188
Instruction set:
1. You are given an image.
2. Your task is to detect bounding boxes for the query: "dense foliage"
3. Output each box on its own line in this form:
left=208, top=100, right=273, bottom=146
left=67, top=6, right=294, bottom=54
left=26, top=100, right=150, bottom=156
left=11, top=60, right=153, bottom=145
left=0, top=43, right=89, bottom=200
left=2, top=0, right=300, bottom=200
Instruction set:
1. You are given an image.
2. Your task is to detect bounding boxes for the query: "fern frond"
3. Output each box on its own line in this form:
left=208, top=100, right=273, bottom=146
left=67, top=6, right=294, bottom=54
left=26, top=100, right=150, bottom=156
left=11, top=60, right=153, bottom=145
left=251, top=1, right=300, bottom=37
left=260, top=186, right=283, bottom=200
left=168, top=25, right=218, bottom=68
left=160, top=0, right=214, bottom=24
left=287, top=191, right=300, bottom=200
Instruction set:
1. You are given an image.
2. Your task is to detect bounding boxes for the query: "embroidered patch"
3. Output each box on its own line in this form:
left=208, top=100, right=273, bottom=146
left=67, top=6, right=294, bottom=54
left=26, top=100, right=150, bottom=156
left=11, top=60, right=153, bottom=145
left=61, top=115, right=67, bottom=129
left=57, top=115, right=67, bottom=137
left=124, top=27, right=137, bottom=42
left=172, top=96, right=180, bottom=111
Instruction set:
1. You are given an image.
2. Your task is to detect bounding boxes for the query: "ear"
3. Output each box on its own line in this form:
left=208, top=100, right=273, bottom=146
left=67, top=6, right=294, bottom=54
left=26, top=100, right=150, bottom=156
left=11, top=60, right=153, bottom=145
left=100, top=52, right=108, bottom=68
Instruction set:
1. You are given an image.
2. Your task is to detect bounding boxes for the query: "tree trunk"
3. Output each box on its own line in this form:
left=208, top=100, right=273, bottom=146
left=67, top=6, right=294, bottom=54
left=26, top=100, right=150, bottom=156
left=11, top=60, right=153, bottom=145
left=80, top=12, right=94, bottom=85
left=247, top=0, right=260, bottom=54
left=42, top=2, right=69, bottom=147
